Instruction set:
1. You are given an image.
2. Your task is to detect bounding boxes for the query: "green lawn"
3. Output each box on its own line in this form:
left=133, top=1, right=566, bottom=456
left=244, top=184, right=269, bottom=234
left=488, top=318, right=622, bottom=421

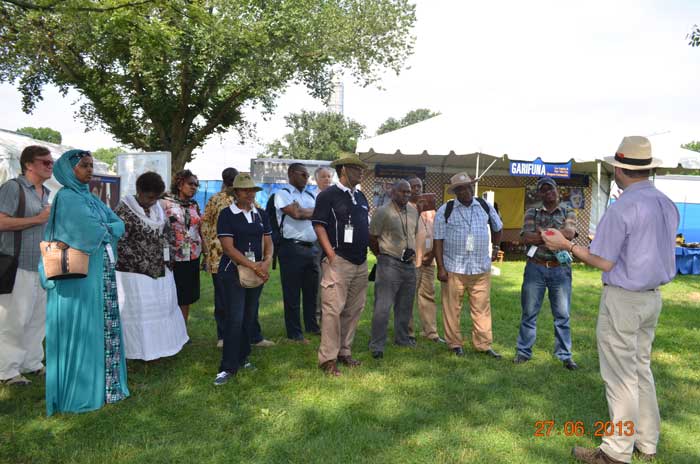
left=1, top=261, right=699, bottom=463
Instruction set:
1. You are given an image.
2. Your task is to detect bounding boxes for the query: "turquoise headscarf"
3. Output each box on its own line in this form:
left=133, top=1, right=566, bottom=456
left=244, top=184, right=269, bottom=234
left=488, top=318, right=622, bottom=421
left=45, top=149, right=123, bottom=255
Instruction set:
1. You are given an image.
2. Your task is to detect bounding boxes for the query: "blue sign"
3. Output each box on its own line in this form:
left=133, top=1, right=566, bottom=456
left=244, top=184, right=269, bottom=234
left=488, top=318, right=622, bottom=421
left=509, top=158, right=571, bottom=178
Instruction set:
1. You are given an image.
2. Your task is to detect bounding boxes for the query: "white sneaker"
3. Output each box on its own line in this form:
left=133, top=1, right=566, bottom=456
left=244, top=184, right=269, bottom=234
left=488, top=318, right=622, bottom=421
left=216, top=339, right=224, bottom=349
left=3, top=374, right=31, bottom=386
left=254, top=339, right=276, bottom=347
left=213, top=371, right=234, bottom=386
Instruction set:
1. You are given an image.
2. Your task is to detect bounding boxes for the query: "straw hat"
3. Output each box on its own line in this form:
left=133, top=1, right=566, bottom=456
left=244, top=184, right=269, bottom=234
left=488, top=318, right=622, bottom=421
left=231, top=173, right=262, bottom=191
left=330, top=154, right=367, bottom=169
left=604, top=136, right=662, bottom=170
left=447, top=172, right=476, bottom=193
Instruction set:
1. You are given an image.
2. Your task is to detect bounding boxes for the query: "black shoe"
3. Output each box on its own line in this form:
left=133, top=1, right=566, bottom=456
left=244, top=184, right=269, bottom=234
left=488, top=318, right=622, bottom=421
left=372, top=351, right=383, bottom=359
left=452, top=347, right=465, bottom=357
left=563, top=359, right=579, bottom=370
left=483, top=348, right=502, bottom=359
left=513, top=354, right=530, bottom=364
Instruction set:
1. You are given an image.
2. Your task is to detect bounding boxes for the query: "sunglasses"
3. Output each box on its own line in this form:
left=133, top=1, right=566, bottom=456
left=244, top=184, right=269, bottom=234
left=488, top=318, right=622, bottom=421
left=69, top=150, right=92, bottom=163
left=36, top=159, right=54, bottom=167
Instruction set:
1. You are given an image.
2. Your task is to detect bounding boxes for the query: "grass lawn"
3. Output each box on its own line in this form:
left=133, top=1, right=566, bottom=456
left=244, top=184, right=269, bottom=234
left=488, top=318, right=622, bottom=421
left=1, top=260, right=699, bottom=463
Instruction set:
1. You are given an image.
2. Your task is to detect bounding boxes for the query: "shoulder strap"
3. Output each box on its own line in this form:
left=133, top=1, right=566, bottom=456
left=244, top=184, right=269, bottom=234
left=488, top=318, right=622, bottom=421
left=475, top=197, right=494, bottom=231
left=12, top=179, right=26, bottom=259
left=444, top=199, right=454, bottom=222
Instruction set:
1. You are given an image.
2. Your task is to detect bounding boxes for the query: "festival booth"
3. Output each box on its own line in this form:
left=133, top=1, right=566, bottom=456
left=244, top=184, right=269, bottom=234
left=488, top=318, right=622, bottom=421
left=0, top=129, right=115, bottom=204
left=355, top=111, right=698, bottom=254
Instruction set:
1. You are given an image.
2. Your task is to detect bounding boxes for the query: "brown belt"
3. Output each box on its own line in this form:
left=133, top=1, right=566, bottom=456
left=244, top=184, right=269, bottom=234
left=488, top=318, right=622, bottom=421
left=528, top=257, right=560, bottom=268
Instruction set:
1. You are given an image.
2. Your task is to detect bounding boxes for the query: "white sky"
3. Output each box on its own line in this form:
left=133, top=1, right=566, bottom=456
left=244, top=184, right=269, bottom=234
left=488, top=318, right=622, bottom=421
left=1, top=0, right=699, bottom=177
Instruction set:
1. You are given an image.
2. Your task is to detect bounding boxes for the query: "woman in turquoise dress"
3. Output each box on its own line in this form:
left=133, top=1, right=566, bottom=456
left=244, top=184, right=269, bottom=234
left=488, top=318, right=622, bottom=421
left=42, top=149, right=129, bottom=416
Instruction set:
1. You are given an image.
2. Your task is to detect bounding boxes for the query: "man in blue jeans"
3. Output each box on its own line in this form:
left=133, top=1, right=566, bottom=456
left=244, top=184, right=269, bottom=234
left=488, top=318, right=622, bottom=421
left=514, top=176, right=579, bottom=370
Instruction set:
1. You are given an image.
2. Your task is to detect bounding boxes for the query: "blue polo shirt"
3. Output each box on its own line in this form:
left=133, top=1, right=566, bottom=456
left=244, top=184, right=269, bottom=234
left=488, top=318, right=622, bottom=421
left=311, top=184, right=369, bottom=265
left=216, top=204, right=271, bottom=273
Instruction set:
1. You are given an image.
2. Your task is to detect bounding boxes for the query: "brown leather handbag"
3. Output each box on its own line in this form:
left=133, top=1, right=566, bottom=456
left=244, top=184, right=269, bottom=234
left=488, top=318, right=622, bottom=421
left=40, top=197, right=89, bottom=280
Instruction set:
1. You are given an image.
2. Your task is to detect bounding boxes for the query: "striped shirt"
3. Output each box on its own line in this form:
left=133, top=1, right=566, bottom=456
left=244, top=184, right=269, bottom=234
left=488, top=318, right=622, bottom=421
left=520, top=205, right=576, bottom=261
left=434, top=198, right=503, bottom=275
left=0, top=176, right=50, bottom=271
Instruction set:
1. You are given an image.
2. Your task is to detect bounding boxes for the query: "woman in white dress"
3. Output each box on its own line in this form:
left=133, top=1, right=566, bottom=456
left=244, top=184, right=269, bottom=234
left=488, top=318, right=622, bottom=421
left=115, top=172, right=189, bottom=361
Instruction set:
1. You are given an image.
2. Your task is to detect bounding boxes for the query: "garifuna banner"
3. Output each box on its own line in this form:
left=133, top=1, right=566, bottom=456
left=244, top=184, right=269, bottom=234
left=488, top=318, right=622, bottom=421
left=509, top=158, right=572, bottom=179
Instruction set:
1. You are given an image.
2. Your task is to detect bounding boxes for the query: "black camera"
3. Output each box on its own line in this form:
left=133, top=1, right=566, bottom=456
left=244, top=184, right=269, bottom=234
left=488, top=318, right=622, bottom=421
left=401, top=248, right=416, bottom=263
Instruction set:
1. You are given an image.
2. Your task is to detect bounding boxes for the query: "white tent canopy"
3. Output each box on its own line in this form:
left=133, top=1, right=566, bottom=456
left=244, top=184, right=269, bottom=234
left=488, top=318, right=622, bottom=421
left=356, top=110, right=698, bottom=172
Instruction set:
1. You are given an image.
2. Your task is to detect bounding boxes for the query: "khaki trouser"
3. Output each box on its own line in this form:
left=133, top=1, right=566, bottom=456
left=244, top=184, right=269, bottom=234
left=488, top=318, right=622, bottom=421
left=318, top=255, right=368, bottom=365
left=413, top=264, right=438, bottom=340
left=440, top=271, right=493, bottom=351
left=0, top=269, right=46, bottom=380
left=598, top=285, right=662, bottom=463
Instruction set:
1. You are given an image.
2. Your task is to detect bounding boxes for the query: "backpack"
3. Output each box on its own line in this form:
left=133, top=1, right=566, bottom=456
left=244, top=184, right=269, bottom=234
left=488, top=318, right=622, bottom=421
left=265, top=187, right=316, bottom=269
left=444, top=197, right=495, bottom=232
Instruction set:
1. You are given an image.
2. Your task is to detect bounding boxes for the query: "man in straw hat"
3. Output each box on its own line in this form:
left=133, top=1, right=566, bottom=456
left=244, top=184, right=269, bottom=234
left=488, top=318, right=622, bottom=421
left=312, top=154, right=369, bottom=376
left=434, top=172, right=503, bottom=359
left=543, top=136, right=679, bottom=463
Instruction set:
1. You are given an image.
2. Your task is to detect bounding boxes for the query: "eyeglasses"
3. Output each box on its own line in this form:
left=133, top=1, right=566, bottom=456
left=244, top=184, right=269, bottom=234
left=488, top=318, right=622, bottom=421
left=36, top=159, right=54, bottom=167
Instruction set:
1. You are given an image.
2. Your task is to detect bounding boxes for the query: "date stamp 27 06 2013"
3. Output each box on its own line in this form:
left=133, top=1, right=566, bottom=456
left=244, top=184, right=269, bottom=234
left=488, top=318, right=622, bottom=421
left=534, top=420, right=635, bottom=438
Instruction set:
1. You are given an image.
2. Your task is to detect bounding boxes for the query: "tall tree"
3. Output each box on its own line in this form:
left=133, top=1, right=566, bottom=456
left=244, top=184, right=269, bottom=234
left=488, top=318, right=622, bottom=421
left=93, top=146, right=124, bottom=169
left=265, top=111, right=364, bottom=161
left=682, top=141, right=700, bottom=152
left=376, top=108, right=440, bottom=135
left=16, top=126, right=62, bottom=144
left=0, top=0, right=416, bottom=171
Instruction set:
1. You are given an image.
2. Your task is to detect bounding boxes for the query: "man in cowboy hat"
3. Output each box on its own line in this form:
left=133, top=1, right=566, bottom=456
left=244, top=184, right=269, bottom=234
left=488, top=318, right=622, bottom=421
left=514, top=176, right=579, bottom=370
left=543, top=136, right=679, bottom=464
left=433, top=172, right=503, bottom=358
left=312, top=154, right=370, bottom=376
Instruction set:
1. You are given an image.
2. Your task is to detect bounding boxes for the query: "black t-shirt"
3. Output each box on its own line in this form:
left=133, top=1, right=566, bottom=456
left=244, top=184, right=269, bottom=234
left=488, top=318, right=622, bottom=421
left=311, top=184, right=369, bottom=265
left=216, top=206, right=272, bottom=272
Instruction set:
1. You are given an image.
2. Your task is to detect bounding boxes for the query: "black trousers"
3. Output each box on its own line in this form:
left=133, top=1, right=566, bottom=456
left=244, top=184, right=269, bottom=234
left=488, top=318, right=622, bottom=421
left=218, top=268, right=263, bottom=374
left=278, top=240, right=321, bottom=339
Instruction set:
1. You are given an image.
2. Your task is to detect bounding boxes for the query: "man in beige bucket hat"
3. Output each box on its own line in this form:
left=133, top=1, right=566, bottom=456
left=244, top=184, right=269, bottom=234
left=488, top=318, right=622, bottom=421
left=543, top=136, right=679, bottom=463
left=434, top=171, right=503, bottom=359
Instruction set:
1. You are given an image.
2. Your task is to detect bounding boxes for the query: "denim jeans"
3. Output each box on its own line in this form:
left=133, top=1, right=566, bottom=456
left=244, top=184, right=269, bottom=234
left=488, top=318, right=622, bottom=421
left=218, top=269, right=263, bottom=374
left=516, top=261, right=572, bottom=360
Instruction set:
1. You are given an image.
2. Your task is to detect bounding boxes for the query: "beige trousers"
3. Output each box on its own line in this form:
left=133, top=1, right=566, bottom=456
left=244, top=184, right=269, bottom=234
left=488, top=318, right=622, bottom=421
left=412, top=264, right=438, bottom=340
left=318, top=255, right=368, bottom=365
left=597, top=285, right=662, bottom=462
left=440, top=271, right=493, bottom=351
left=0, top=269, right=46, bottom=380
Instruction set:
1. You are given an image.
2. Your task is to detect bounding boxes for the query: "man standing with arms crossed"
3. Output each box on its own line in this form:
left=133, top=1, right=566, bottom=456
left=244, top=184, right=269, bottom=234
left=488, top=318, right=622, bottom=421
left=0, top=145, right=53, bottom=386
left=514, top=176, right=579, bottom=370
left=434, top=172, right=503, bottom=358
left=543, top=136, right=678, bottom=464
left=312, top=155, right=369, bottom=376
left=276, top=163, right=321, bottom=343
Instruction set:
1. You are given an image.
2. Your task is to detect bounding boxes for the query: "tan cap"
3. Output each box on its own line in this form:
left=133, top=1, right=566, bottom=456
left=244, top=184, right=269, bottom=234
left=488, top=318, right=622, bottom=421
left=231, top=173, right=262, bottom=191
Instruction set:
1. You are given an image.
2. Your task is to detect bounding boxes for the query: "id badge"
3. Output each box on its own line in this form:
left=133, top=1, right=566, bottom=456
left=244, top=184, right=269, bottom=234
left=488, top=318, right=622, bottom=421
left=163, top=247, right=170, bottom=262
left=527, top=245, right=538, bottom=258
left=245, top=251, right=256, bottom=262
left=425, top=238, right=433, bottom=251
left=344, top=225, right=354, bottom=243
left=105, top=243, right=115, bottom=263
left=465, top=234, right=474, bottom=252
left=182, top=243, right=191, bottom=259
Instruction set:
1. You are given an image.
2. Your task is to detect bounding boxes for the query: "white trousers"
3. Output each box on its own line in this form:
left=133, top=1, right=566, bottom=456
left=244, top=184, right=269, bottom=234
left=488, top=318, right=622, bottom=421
left=0, top=269, right=46, bottom=380
left=598, top=285, right=662, bottom=462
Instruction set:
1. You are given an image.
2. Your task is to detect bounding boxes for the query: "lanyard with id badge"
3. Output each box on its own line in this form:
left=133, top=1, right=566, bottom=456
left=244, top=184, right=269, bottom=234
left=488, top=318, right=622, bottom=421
left=457, top=207, right=475, bottom=252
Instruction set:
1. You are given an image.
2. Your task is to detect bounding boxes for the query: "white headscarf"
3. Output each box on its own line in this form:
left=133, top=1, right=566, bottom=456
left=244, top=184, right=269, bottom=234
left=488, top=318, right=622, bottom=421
left=123, top=194, right=166, bottom=233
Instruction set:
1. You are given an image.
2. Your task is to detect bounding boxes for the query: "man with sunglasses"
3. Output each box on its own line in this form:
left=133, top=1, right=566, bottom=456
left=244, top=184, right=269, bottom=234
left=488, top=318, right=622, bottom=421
left=275, top=163, right=322, bottom=343
left=0, top=145, right=53, bottom=386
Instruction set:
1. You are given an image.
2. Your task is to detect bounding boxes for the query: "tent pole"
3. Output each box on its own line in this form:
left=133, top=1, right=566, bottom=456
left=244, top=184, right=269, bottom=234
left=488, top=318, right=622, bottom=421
left=475, top=153, right=481, bottom=196
left=596, top=161, right=601, bottom=217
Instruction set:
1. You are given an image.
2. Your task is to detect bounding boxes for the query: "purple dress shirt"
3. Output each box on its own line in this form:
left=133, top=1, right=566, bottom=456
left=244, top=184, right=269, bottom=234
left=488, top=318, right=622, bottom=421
left=590, top=180, right=679, bottom=292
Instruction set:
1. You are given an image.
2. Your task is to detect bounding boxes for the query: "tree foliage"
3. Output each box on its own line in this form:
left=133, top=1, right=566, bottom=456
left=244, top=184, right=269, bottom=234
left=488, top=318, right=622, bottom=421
left=682, top=141, right=700, bottom=152
left=0, top=0, right=416, bottom=171
left=264, top=111, right=364, bottom=161
left=16, top=126, right=62, bottom=143
left=93, top=146, right=124, bottom=168
left=376, top=108, right=440, bottom=135
left=689, top=24, right=700, bottom=47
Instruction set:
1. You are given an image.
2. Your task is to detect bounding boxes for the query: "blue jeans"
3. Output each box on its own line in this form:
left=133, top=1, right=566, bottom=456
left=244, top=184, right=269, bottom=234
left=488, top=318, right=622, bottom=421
left=218, top=269, right=263, bottom=374
left=516, top=261, right=572, bottom=361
